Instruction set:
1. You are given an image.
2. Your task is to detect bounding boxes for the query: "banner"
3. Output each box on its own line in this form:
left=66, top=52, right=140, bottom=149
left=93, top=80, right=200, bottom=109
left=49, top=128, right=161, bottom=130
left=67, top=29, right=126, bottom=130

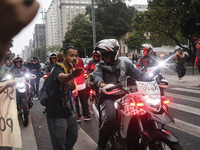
left=0, top=81, right=22, bottom=148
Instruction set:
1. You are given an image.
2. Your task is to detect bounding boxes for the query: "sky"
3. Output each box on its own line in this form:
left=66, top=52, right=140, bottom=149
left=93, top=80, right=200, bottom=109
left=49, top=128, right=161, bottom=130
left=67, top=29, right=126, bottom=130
left=11, top=0, right=147, bottom=55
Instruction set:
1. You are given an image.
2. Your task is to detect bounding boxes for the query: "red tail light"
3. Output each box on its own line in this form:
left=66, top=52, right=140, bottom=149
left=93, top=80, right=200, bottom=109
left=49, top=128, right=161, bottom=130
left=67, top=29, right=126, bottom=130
left=89, top=89, right=95, bottom=95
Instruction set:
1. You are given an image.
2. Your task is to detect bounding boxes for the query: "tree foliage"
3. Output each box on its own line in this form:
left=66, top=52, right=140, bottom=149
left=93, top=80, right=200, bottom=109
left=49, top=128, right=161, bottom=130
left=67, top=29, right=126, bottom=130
left=94, top=0, right=137, bottom=40
left=63, top=14, right=104, bottom=57
left=133, top=0, right=200, bottom=60
left=126, top=30, right=146, bottom=53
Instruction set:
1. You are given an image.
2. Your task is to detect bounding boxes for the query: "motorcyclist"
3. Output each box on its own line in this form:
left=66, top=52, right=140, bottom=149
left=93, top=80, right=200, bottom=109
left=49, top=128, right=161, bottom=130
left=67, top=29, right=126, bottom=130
left=136, top=44, right=158, bottom=72
left=43, top=53, right=57, bottom=75
left=6, top=57, right=29, bottom=76
left=93, top=39, right=152, bottom=150
left=86, top=51, right=101, bottom=74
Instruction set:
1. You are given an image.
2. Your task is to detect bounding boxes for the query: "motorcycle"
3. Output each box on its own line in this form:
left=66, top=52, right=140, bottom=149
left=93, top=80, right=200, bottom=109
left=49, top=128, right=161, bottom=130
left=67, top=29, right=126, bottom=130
left=4, top=73, right=36, bottom=126
left=89, top=68, right=183, bottom=150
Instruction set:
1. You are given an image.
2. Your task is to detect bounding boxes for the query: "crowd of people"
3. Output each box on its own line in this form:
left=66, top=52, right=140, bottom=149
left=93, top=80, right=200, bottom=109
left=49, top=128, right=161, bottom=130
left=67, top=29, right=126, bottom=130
left=1, top=1, right=200, bottom=150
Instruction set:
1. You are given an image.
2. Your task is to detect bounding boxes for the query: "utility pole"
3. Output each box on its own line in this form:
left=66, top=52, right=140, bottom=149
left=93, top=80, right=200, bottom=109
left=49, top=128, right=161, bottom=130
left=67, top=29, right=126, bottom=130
left=91, top=0, right=96, bottom=46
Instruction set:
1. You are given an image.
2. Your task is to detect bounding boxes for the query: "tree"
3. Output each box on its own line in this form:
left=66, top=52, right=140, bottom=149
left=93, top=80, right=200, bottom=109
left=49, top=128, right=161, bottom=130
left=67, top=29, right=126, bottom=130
left=63, top=14, right=104, bottom=57
left=133, top=0, right=200, bottom=61
left=126, top=30, right=146, bottom=53
left=94, top=0, right=137, bottom=40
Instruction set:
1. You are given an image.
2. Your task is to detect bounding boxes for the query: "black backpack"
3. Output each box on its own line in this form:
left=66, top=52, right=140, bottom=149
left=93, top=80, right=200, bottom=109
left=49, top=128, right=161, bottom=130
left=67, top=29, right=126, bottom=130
left=38, top=67, right=55, bottom=107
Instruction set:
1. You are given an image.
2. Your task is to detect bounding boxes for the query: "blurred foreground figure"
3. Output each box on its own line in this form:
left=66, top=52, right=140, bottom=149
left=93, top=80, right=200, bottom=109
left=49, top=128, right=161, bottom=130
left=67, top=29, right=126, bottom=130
left=0, top=0, right=39, bottom=64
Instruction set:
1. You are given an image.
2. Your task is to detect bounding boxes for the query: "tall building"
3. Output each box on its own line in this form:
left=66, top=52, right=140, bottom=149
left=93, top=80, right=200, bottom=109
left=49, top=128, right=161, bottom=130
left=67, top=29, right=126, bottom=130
left=34, top=24, right=46, bottom=48
left=59, top=0, right=92, bottom=40
left=33, top=24, right=46, bottom=61
left=45, top=0, right=62, bottom=47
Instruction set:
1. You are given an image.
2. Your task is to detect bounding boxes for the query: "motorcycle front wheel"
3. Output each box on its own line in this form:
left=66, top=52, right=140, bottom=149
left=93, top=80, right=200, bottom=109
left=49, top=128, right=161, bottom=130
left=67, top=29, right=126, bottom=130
left=147, top=140, right=183, bottom=150
left=20, top=98, right=29, bottom=126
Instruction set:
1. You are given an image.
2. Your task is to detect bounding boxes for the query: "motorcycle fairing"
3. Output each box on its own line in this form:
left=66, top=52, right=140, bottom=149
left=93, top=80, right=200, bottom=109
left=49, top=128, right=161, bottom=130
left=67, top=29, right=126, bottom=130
left=136, top=80, right=160, bottom=99
left=15, top=77, right=26, bottom=93
left=145, top=108, right=173, bottom=124
left=141, top=129, right=179, bottom=149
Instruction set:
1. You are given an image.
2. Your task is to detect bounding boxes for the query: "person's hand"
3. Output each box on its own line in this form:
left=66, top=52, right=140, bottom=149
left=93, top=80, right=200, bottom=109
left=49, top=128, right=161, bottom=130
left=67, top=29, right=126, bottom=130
left=0, top=0, right=39, bottom=63
left=5, top=80, right=16, bottom=88
left=68, top=82, right=76, bottom=91
left=99, top=82, right=107, bottom=88
left=71, top=67, right=84, bottom=78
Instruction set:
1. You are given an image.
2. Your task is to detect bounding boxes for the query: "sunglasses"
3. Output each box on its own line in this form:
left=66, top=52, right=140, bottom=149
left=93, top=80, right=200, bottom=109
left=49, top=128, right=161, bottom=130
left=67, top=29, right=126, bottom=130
left=101, top=52, right=111, bottom=58
left=94, top=55, right=100, bottom=57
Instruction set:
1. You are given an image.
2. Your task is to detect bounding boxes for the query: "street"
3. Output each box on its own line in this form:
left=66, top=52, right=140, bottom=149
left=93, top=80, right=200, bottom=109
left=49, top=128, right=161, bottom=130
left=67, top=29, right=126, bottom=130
left=6, top=66, right=200, bottom=150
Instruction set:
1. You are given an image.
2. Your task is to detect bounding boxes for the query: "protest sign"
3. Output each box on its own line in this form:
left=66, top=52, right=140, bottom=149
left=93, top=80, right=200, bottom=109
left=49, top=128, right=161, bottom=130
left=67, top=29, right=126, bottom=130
left=0, top=81, right=22, bottom=148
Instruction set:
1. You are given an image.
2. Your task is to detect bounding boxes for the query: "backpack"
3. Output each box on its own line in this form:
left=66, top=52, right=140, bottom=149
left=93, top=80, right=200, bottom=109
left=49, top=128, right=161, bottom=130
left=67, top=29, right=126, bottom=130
left=38, top=67, right=55, bottom=107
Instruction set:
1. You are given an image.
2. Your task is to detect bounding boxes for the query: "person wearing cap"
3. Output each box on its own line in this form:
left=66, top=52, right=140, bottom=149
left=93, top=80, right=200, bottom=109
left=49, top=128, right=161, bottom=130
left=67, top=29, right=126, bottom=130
left=195, top=38, right=200, bottom=86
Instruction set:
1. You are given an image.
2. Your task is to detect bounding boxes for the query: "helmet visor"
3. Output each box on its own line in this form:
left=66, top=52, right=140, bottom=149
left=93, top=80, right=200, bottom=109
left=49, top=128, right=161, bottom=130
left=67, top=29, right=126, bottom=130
left=101, top=52, right=111, bottom=58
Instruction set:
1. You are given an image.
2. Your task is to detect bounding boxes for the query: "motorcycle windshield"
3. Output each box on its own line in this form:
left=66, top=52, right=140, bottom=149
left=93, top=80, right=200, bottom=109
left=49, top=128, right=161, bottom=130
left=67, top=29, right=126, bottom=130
left=136, top=80, right=160, bottom=99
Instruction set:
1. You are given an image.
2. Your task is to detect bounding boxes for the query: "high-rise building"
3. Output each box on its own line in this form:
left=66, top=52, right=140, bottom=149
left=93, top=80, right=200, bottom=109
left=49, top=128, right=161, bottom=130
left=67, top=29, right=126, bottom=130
left=59, top=0, right=92, bottom=40
left=45, top=0, right=62, bottom=47
left=34, top=24, right=46, bottom=48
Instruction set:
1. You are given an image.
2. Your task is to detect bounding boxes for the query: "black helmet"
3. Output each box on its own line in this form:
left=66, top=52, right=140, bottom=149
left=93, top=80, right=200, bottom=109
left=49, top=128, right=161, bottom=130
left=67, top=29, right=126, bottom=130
left=94, top=39, right=121, bottom=63
left=13, top=57, right=23, bottom=67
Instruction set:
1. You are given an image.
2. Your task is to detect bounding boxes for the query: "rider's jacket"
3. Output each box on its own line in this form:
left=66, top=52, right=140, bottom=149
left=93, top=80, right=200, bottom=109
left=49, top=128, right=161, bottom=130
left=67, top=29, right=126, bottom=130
left=6, top=66, right=29, bottom=77
left=136, top=55, right=157, bottom=69
left=86, top=59, right=99, bottom=74
left=93, top=59, right=152, bottom=87
left=43, top=63, right=55, bottom=74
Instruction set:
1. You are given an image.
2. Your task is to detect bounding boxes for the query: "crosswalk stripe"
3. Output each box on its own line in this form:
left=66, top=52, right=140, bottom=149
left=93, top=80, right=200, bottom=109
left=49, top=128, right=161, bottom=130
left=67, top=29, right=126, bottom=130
left=170, top=87, right=200, bottom=94
left=167, top=118, right=200, bottom=138
left=168, top=102, right=200, bottom=115
left=165, top=92, right=200, bottom=103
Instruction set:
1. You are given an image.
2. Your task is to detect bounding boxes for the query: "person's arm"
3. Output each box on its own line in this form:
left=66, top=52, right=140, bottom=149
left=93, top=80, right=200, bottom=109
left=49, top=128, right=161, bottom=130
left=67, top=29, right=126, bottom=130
left=195, top=56, right=197, bottom=68
left=127, top=61, right=152, bottom=81
left=93, top=63, right=105, bottom=87
left=0, top=0, right=39, bottom=64
left=58, top=67, right=84, bottom=83
left=0, top=81, right=16, bottom=94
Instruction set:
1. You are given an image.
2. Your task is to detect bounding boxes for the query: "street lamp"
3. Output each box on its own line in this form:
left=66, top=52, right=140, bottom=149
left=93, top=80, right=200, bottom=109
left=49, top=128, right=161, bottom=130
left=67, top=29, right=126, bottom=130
left=91, top=0, right=96, bottom=46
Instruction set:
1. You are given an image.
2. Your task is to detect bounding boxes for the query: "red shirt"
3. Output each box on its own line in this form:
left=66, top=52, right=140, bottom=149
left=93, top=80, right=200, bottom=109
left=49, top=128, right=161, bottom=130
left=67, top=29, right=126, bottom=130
left=74, top=57, right=85, bottom=86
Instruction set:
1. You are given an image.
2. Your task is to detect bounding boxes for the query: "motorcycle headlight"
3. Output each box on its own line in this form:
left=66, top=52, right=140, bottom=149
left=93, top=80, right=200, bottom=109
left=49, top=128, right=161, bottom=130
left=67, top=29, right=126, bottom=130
left=144, top=95, right=161, bottom=112
left=6, top=74, right=12, bottom=80
left=25, top=73, right=30, bottom=78
left=17, top=83, right=25, bottom=89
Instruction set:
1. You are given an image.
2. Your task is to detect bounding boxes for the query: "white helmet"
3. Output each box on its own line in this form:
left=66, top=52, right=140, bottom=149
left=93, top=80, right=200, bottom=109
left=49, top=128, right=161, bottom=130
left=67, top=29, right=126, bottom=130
left=94, top=39, right=121, bottom=62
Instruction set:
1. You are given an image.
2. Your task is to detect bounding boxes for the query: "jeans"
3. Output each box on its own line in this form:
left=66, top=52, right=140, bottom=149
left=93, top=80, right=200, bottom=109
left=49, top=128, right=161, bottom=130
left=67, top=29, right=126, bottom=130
left=98, top=99, right=115, bottom=150
left=46, top=113, right=78, bottom=150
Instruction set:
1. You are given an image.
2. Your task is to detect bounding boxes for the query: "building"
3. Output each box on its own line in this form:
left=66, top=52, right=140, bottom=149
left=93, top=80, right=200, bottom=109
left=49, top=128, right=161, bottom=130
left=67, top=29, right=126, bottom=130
left=133, top=4, right=147, bottom=12
left=45, top=0, right=62, bottom=47
left=59, top=0, right=92, bottom=40
left=33, top=24, right=46, bottom=61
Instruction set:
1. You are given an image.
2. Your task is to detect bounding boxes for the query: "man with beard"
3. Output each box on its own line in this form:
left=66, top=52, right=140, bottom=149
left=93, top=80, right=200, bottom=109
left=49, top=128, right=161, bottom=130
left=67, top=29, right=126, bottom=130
left=46, top=46, right=84, bottom=150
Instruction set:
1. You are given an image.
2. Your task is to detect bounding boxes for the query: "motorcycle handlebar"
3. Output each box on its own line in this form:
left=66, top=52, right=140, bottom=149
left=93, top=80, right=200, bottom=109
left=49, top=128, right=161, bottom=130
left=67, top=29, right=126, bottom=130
left=106, top=84, right=122, bottom=92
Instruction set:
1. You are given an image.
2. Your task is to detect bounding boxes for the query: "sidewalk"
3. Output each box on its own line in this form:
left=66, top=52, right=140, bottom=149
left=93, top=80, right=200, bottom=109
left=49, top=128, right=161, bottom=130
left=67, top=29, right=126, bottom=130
left=163, top=74, right=200, bottom=88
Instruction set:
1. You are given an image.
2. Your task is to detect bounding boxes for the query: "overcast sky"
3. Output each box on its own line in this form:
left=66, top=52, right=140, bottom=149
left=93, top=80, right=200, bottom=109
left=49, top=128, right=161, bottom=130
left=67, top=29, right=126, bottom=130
left=11, top=0, right=147, bottom=55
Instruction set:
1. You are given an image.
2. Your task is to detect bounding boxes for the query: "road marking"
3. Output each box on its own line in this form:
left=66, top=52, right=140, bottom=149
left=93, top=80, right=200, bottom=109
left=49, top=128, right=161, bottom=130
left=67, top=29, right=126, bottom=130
left=74, top=128, right=97, bottom=150
left=170, top=87, right=200, bottom=94
left=168, top=102, right=200, bottom=115
left=167, top=118, right=200, bottom=138
left=165, top=92, right=200, bottom=103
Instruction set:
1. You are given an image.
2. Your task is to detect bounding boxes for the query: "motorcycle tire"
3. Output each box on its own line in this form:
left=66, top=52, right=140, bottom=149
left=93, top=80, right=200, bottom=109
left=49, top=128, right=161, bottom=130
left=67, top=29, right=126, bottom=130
left=148, top=140, right=183, bottom=150
left=20, top=98, right=29, bottom=126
